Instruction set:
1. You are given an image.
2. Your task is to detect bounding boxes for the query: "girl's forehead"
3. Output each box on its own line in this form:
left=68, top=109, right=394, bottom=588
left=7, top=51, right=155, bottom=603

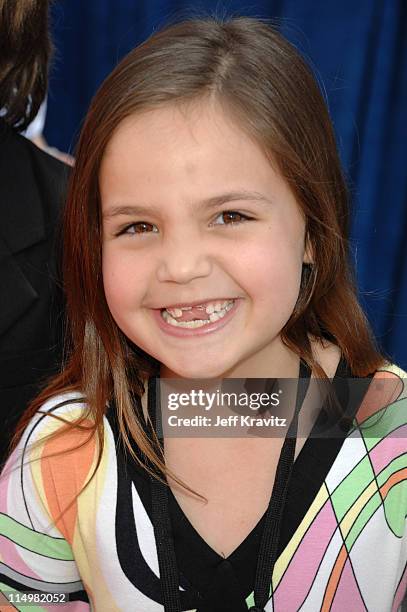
left=102, top=98, right=261, bottom=159
left=100, top=102, right=282, bottom=196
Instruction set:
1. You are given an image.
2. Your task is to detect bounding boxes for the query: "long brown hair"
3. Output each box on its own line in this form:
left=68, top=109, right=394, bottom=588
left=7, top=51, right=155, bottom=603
left=12, top=16, right=385, bottom=489
left=0, top=0, right=52, bottom=130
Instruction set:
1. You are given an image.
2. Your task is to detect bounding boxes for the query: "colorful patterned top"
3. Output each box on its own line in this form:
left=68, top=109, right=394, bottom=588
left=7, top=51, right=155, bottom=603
left=0, top=363, right=406, bottom=611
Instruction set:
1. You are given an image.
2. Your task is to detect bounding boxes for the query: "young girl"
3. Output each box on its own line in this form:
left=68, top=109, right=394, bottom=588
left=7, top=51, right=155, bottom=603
left=0, top=17, right=406, bottom=612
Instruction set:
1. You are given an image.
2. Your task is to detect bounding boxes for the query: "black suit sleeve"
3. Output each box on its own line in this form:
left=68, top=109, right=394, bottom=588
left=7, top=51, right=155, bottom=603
left=0, top=121, right=69, bottom=466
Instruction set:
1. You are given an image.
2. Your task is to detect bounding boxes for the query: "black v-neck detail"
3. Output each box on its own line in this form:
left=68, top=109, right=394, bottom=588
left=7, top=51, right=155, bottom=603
left=165, top=357, right=374, bottom=606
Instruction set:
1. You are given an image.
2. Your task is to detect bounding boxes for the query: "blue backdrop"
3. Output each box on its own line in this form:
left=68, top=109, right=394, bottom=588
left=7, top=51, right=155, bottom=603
left=45, top=0, right=407, bottom=369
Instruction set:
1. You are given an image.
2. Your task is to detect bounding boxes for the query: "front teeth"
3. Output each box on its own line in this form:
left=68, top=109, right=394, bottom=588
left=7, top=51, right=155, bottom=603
left=166, top=300, right=233, bottom=319
left=161, top=300, right=234, bottom=328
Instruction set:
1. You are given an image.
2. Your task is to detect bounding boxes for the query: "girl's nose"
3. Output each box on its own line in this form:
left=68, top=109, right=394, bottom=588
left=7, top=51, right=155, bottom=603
left=156, top=233, right=212, bottom=284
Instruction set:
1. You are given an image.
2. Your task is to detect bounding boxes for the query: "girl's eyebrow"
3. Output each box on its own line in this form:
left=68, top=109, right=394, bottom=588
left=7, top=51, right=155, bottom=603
left=102, top=190, right=272, bottom=218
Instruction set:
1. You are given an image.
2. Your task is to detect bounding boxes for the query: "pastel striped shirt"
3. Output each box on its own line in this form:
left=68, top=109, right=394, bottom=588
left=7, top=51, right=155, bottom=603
left=0, top=364, right=406, bottom=611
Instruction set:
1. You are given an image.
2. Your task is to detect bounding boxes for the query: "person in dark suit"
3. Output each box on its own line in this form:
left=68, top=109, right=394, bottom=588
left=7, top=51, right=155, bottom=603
left=0, top=0, right=69, bottom=465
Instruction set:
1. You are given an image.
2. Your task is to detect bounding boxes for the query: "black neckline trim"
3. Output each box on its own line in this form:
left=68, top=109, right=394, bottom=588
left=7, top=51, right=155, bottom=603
left=166, top=357, right=375, bottom=602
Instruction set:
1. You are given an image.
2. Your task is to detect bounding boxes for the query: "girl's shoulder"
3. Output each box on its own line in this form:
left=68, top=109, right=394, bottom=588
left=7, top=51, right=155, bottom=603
left=1, top=391, right=116, bottom=545
left=373, top=360, right=407, bottom=406
left=10, top=391, right=94, bottom=460
left=22, top=390, right=89, bottom=435
left=353, top=360, right=407, bottom=440
left=3, top=391, right=109, bottom=499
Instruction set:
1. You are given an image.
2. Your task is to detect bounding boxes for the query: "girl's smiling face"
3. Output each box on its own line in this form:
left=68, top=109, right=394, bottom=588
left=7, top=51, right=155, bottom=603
left=100, top=101, right=312, bottom=379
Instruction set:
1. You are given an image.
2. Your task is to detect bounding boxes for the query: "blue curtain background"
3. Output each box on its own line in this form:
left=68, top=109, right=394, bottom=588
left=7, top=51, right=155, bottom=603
left=45, top=0, right=407, bottom=369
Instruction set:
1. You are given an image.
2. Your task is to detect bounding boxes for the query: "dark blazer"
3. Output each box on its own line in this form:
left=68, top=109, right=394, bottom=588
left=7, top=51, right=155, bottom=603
left=0, top=119, right=69, bottom=465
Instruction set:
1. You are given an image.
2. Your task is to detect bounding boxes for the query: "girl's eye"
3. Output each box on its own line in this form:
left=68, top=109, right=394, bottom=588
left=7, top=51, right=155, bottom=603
left=119, top=222, right=157, bottom=235
left=213, top=211, right=252, bottom=225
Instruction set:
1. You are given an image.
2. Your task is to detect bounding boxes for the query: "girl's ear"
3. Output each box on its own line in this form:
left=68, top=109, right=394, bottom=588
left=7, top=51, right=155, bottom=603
left=303, top=232, right=314, bottom=264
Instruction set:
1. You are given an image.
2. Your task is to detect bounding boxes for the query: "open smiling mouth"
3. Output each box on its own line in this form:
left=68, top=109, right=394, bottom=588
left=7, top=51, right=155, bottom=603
left=153, top=298, right=240, bottom=335
left=160, top=299, right=236, bottom=329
